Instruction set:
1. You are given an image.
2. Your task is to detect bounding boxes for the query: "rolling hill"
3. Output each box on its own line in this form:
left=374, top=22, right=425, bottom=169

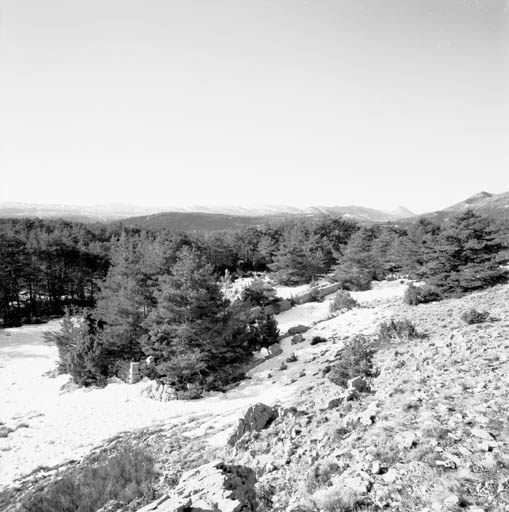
left=422, top=191, right=509, bottom=222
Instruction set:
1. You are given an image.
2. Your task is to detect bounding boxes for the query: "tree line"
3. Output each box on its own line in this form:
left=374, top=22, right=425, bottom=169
left=333, top=210, right=508, bottom=297
left=0, top=216, right=357, bottom=326
left=2, top=210, right=508, bottom=393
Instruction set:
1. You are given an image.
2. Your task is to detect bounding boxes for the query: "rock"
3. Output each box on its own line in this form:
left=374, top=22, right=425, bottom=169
left=343, top=387, right=360, bottom=402
left=313, top=470, right=372, bottom=508
left=288, top=325, right=309, bottom=336
left=382, top=468, right=398, bottom=484
left=395, top=431, right=418, bottom=450
left=291, top=334, right=305, bottom=345
left=336, top=469, right=372, bottom=495
left=268, top=343, right=283, bottom=357
left=443, top=493, right=460, bottom=508
left=137, top=461, right=256, bottom=512
left=228, top=403, right=279, bottom=446
left=327, top=397, right=343, bottom=410
left=285, top=498, right=316, bottom=512
left=160, top=385, right=178, bottom=402
left=358, top=403, right=378, bottom=426
left=96, top=500, right=124, bottom=512
left=470, top=428, right=496, bottom=441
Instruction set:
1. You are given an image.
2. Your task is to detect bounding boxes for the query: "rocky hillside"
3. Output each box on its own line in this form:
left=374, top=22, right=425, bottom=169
left=4, top=282, right=508, bottom=511
left=142, top=284, right=509, bottom=512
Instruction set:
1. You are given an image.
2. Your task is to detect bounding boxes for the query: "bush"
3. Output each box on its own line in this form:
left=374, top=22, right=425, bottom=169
left=23, top=446, right=157, bottom=512
left=310, top=336, right=328, bottom=346
left=241, top=279, right=278, bottom=307
left=461, top=308, right=490, bottom=325
left=404, top=283, right=442, bottom=305
left=333, top=262, right=372, bottom=291
left=329, top=290, right=359, bottom=313
left=328, top=335, right=375, bottom=387
left=44, top=313, right=110, bottom=387
left=251, top=314, right=280, bottom=349
left=377, top=318, right=424, bottom=343
left=286, top=353, right=298, bottom=363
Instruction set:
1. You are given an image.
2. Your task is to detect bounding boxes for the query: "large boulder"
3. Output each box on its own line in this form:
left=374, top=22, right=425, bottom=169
left=287, top=325, right=309, bottom=336
left=228, top=403, right=279, bottom=447
left=267, top=343, right=283, bottom=357
left=137, top=461, right=256, bottom=512
left=291, top=334, right=305, bottom=345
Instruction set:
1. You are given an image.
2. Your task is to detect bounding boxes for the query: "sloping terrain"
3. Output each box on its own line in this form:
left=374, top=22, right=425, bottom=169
left=0, top=282, right=406, bottom=497
left=2, top=282, right=508, bottom=511
left=424, top=191, right=509, bottom=223
left=227, top=284, right=509, bottom=511
left=117, top=211, right=279, bottom=232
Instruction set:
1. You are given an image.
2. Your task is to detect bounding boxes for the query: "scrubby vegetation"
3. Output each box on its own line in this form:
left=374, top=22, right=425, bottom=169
left=403, top=283, right=442, bottom=305
left=460, top=308, right=490, bottom=325
left=22, top=446, right=157, bottom=512
left=329, top=290, right=359, bottom=313
left=310, top=336, right=328, bottom=346
left=377, top=318, right=424, bottom=343
left=328, top=335, right=376, bottom=387
left=240, top=278, right=278, bottom=307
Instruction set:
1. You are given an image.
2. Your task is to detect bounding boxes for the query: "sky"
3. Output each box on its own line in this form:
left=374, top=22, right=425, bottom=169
left=0, top=0, right=507, bottom=214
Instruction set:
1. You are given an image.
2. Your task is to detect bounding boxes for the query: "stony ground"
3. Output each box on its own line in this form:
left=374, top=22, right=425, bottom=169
left=226, top=284, right=509, bottom=511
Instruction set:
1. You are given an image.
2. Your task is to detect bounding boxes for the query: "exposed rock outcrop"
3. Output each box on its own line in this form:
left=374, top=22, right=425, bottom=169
left=228, top=403, right=279, bottom=447
left=137, top=461, right=256, bottom=512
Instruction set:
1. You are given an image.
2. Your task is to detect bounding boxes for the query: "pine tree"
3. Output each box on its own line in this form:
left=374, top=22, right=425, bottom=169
left=395, top=218, right=441, bottom=279
left=269, top=226, right=326, bottom=285
left=333, top=226, right=377, bottom=290
left=141, top=247, right=230, bottom=387
left=370, top=226, right=404, bottom=279
left=95, top=234, right=150, bottom=358
left=427, top=210, right=508, bottom=294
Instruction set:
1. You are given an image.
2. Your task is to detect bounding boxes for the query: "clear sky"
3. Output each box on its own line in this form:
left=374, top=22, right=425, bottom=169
left=0, top=0, right=507, bottom=213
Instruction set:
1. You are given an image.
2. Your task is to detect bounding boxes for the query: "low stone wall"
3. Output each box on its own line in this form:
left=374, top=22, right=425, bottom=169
left=142, top=380, right=203, bottom=401
left=251, top=283, right=339, bottom=317
left=291, top=282, right=340, bottom=305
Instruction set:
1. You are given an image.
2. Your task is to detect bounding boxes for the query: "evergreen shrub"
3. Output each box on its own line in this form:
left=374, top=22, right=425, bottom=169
left=461, top=309, right=490, bottom=325
left=329, top=290, right=359, bottom=313
left=404, top=283, right=442, bottom=305
left=377, top=318, right=424, bottom=343
left=23, top=446, right=156, bottom=512
left=328, top=335, right=375, bottom=388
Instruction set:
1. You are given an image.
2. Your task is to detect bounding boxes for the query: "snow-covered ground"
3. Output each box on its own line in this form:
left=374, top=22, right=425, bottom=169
left=223, top=274, right=335, bottom=302
left=0, top=280, right=408, bottom=488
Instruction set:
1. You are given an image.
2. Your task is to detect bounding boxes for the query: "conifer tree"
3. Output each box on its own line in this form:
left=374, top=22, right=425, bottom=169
left=427, top=210, right=508, bottom=294
left=395, top=218, right=441, bottom=279
left=141, top=247, right=231, bottom=387
left=94, top=234, right=150, bottom=358
left=269, top=226, right=326, bottom=285
left=333, top=226, right=378, bottom=290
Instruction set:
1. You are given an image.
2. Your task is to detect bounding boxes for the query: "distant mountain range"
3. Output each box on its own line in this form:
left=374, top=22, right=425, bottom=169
left=0, top=202, right=415, bottom=224
left=0, top=202, right=162, bottom=223
left=0, top=191, right=507, bottom=231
